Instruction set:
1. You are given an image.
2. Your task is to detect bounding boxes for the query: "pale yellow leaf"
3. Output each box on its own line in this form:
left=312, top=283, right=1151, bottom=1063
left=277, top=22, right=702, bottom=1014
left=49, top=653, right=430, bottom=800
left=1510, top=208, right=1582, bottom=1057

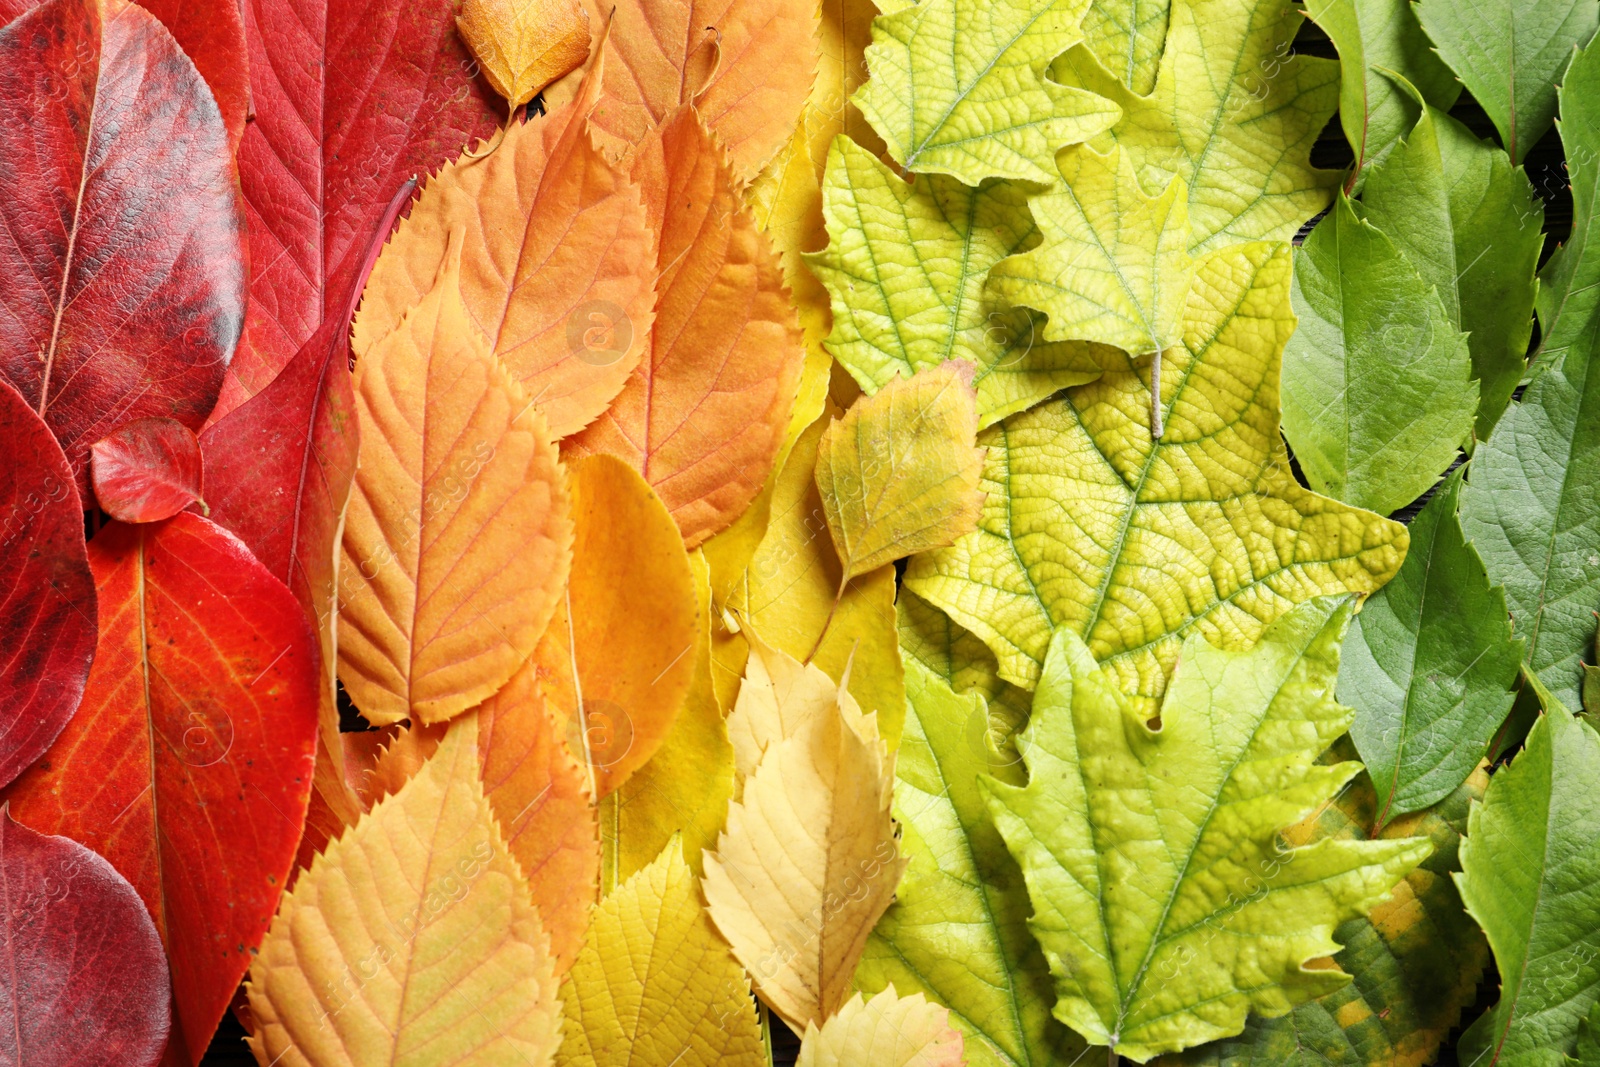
left=798, top=988, right=967, bottom=1067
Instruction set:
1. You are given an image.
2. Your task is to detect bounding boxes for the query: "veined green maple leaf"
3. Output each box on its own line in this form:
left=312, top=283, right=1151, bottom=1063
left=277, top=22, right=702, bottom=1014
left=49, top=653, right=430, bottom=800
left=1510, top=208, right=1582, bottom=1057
left=985, top=597, right=1430, bottom=1060
left=1455, top=708, right=1600, bottom=1066
left=806, top=135, right=1112, bottom=425
left=854, top=0, right=1120, bottom=184
left=1161, top=750, right=1489, bottom=1067
left=1050, top=0, right=1341, bottom=252
left=1080, top=0, right=1170, bottom=95
left=1536, top=38, right=1600, bottom=371
left=905, top=241, right=1408, bottom=714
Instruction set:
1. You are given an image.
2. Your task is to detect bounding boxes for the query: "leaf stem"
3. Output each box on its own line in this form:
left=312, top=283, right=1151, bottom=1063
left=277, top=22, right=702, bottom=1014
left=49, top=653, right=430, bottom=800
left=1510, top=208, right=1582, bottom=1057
left=805, top=574, right=850, bottom=664
left=1149, top=349, right=1164, bottom=439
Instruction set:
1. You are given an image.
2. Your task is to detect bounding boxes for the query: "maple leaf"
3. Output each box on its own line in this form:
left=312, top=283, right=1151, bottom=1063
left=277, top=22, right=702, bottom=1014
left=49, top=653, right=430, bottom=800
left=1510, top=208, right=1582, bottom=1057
left=797, top=988, right=966, bottom=1067
left=247, top=716, right=563, bottom=1066
left=337, top=242, right=572, bottom=726
left=1454, top=708, right=1600, bottom=1066
left=805, top=136, right=1109, bottom=426
left=89, top=418, right=203, bottom=524
left=1078, top=0, right=1170, bottom=94
left=0, top=811, right=171, bottom=1067
left=987, top=597, right=1430, bottom=1059
left=557, top=845, right=764, bottom=1067
left=5, top=512, right=319, bottom=1066
left=0, top=0, right=245, bottom=481
left=854, top=0, right=1120, bottom=184
left=906, top=242, right=1407, bottom=714
left=531, top=454, right=698, bottom=799
left=457, top=0, right=590, bottom=108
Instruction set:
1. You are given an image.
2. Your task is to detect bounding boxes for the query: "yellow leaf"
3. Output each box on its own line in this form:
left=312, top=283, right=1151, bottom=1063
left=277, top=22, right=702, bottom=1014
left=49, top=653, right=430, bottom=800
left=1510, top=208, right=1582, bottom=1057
left=246, top=717, right=562, bottom=1066
left=532, top=454, right=698, bottom=799
left=557, top=845, right=764, bottom=1066
left=797, top=988, right=967, bottom=1067
left=726, top=629, right=855, bottom=787
left=814, top=362, right=984, bottom=582
left=457, top=0, right=592, bottom=108
left=702, top=668, right=906, bottom=1030
left=338, top=241, right=572, bottom=726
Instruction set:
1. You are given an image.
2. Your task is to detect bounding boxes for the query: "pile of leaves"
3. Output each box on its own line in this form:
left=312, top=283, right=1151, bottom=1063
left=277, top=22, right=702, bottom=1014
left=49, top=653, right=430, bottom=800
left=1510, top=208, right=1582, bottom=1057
left=2, top=0, right=1599, bottom=1063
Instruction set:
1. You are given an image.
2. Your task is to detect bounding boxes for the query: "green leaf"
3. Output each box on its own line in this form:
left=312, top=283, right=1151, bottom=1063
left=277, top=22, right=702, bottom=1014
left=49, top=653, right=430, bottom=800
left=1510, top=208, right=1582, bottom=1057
left=905, top=241, right=1408, bottom=715
left=854, top=650, right=1077, bottom=1067
left=1537, top=38, right=1600, bottom=370
left=1051, top=0, right=1341, bottom=252
left=1414, top=0, right=1597, bottom=165
left=1080, top=0, right=1170, bottom=95
left=1357, top=85, right=1544, bottom=440
left=1305, top=0, right=1461, bottom=184
left=806, top=136, right=1110, bottom=426
left=986, top=145, right=1195, bottom=357
left=1159, top=752, right=1490, bottom=1067
left=1280, top=194, right=1477, bottom=515
left=1455, top=708, right=1600, bottom=1066
left=1341, top=470, right=1524, bottom=829
left=984, top=597, right=1431, bottom=1059
left=854, top=0, right=1121, bottom=184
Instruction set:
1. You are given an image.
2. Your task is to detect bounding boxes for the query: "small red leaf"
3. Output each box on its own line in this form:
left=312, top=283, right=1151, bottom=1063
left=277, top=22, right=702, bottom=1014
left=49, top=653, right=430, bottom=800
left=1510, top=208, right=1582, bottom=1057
left=4, top=512, right=319, bottom=1066
left=0, top=809, right=171, bottom=1067
left=0, top=379, right=94, bottom=793
left=91, top=418, right=204, bottom=524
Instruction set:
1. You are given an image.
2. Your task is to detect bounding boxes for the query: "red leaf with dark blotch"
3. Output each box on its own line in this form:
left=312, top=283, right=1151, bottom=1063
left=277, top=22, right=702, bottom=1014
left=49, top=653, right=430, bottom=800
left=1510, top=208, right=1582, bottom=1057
left=0, top=0, right=249, bottom=151
left=0, top=380, right=94, bottom=793
left=212, top=0, right=503, bottom=422
left=0, top=809, right=171, bottom=1067
left=0, top=0, right=246, bottom=482
left=91, top=417, right=204, bottom=524
left=3, top=512, right=319, bottom=1067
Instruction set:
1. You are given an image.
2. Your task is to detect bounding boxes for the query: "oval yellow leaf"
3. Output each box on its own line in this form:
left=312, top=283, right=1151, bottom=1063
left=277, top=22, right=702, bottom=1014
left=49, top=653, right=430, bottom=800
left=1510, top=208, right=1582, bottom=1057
left=798, top=988, right=966, bottom=1067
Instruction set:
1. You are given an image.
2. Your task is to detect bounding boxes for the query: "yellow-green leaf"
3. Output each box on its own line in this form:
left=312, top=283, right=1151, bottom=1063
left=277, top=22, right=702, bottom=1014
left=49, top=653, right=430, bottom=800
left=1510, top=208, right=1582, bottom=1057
left=798, top=988, right=966, bottom=1067
left=1081, top=0, right=1170, bottom=94
left=905, top=242, right=1407, bottom=715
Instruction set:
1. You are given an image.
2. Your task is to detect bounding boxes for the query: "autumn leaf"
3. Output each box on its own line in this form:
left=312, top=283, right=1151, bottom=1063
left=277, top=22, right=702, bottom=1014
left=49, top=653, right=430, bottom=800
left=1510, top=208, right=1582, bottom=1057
left=457, top=0, right=590, bottom=108
left=247, top=716, right=564, bottom=1067
left=1078, top=0, right=1168, bottom=94
left=568, top=106, right=805, bottom=548
left=797, top=988, right=966, bottom=1067
left=90, top=418, right=203, bottom=524
left=0, top=811, right=172, bottom=1067
left=531, top=454, right=698, bottom=799
left=5, top=512, right=319, bottom=1066
left=906, top=242, right=1407, bottom=713
left=987, top=598, right=1430, bottom=1058
left=725, top=629, right=857, bottom=789
left=0, top=381, right=95, bottom=793
left=338, top=242, right=572, bottom=726
left=557, top=844, right=764, bottom=1067
left=0, top=0, right=245, bottom=480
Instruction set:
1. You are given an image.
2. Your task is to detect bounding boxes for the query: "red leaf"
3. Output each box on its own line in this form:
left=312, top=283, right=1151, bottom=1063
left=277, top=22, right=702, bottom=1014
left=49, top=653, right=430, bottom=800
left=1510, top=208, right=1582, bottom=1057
left=216, top=0, right=504, bottom=420
left=0, top=809, right=171, bottom=1066
left=4, top=512, right=319, bottom=1066
left=90, top=417, right=204, bottom=524
left=0, top=380, right=94, bottom=793
left=0, top=0, right=247, bottom=482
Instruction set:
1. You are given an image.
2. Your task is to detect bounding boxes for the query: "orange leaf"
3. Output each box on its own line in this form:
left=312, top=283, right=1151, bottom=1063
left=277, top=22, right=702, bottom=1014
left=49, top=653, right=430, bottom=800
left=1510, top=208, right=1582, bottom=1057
left=352, top=43, right=656, bottom=440
left=457, top=0, right=592, bottom=108
left=568, top=107, right=804, bottom=547
left=533, top=454, right=699, bottom=798
left=338, top=242, right=572, bottom=726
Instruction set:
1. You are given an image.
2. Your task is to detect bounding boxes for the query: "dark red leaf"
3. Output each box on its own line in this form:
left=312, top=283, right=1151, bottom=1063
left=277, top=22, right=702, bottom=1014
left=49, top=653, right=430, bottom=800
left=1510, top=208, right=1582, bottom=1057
left=0, top=379, right=94, bottom=793
left=0, top=808, right=170, bottom=1067
left=213, top=0, right=502, bottom=420
left=0, top=0, right=246, bottom=483
left=90, top=417, right=203, bottom=523
left=4, top=512, right=319, bottom=1066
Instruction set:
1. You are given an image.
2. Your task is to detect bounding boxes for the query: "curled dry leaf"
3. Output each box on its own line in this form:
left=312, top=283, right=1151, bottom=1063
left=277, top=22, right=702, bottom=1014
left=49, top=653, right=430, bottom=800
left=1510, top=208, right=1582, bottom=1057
left=797, top=988, right=966, bottom=1067
left=5, top=512, right=319, bottom=1066
left=90, top=418, right=203, bottom=524
left=0, top=811, right=171, bottom=1067
left=0, top=381, right=95, bottom=793
left=338, top=243, right=572, bottom=726
left=247, top=717, right=564, bottom=1067
left=0, top=0, right=246, bottom=480
left=457, top=0, right=591, bottom=108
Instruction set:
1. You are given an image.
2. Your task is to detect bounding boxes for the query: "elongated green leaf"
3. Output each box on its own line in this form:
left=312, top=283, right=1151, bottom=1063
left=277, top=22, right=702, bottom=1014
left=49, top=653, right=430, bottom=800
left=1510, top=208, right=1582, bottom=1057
left=1357, top=88, right=1543, bottom=440
left=1414, top=0, right=1597, bottom=165
left=806, top=136, right=1110, bottom=425
left=1456, top=708, right=1600, bottom=1066
left=1537, top=37, right=1600, bottom=370
left=985, top=597, right=1430, bottom=1059
left=906, top=241, right=1408, bottom=714
left=1281, top=195, right=1477, bottom=514
left=855, top=0, right=1120, bottom=184
left=1080, top=0, right=1170, bottom=95
left=1341, top=471, right=1523, bottom=829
